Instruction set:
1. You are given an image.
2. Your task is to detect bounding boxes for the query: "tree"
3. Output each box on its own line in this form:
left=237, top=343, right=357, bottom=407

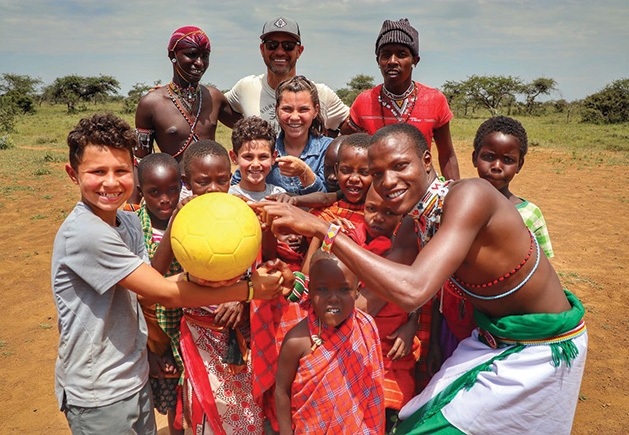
left=43, top=75, right=120, bottom=113
left=442, top=80, right=476, bottom=116
left=581, top=78, right=629, bottom=124
left=122, top=82, right=154, bottom=114
left=0, top=73, right=42, bottom=114
left=465, top=75, right=525, bottom=115
left=523, top=77, right=558, bottom=115
left=336, top=74, right=375, bottom=106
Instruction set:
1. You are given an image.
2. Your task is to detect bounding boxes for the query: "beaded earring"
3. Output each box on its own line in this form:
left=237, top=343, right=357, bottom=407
left=171, top=58, right=177, bottom=63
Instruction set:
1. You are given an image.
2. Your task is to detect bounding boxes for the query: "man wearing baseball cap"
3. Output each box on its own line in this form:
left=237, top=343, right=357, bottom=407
left=226, top=16, right=349, bottom=135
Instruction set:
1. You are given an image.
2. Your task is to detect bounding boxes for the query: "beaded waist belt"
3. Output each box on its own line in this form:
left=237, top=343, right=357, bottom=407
left=479, top=320, right=586, bottom=349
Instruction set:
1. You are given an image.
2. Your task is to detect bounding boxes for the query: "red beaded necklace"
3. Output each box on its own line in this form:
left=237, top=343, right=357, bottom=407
left=452, top=231, right=535, bottom=289
left=378, top=82, right=418, bottom=127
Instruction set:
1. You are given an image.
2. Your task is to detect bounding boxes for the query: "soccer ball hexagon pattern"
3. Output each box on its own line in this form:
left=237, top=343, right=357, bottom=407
left=171, top=193, right=262, bottom=281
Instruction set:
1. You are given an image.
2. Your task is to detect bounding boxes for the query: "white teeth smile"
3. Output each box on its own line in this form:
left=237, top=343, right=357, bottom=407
left=387, top=190, right=405, bottom=199
left=99, top=193, right=120, bottom=198
left=326, top=308, right=340, bottom=314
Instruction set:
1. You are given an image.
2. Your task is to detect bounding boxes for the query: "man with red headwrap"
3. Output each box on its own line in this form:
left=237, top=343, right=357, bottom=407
left=135, top=26, right=240, bottom=162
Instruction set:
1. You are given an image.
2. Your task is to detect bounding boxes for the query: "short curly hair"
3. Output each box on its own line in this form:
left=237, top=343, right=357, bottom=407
left=137, top=152, right=181, bottom=187
left=473, top=116, right=528, bottom=158
left=370, top=123, right=428, bottom=158
left=182, top=139, right=230, bottom=179
left=231, top=116, right=276, bottom=155
left=67, top=113, right=137, bottom=170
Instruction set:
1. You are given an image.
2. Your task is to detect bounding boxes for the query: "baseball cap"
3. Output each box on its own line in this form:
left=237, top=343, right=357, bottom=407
left=261, top=16, right=301, bottom=42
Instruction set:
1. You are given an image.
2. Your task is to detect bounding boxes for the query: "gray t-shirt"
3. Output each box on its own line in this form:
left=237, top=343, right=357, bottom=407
left=229, top=183, right=286, bottom=202
left=51, top=202, right=149, bottom=408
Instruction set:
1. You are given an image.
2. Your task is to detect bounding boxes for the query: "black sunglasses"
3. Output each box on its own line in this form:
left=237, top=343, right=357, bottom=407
left=263, top=40, right=300, bottom=52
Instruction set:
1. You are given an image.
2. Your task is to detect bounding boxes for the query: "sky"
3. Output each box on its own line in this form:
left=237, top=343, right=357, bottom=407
left=1, top=0, right=627, bottom=102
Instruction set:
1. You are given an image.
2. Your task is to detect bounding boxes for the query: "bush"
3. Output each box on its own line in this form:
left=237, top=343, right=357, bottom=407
left=582, top=78, right=629, bottom=124
left=0, top=135, right=14, bottom=150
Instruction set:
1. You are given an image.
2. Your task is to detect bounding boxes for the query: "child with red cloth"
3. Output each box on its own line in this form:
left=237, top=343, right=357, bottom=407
left=276, top=249, right=385, bottom=434
left=348, top=186, right=421, bottom=433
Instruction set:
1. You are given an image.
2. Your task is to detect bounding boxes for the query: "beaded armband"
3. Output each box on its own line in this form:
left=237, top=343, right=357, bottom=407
left=135, top=128, right=155, bottom=153
left=321, top=223, right=341, bottom=253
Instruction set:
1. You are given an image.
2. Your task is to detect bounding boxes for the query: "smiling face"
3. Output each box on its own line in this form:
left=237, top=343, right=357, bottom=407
left=309, top=257, right=358, bottom=328
left=377, top=43, right=419, bottom=93
left=171, top=47, right=210, bottom=84
left=229, top=139, right=276, bottom=192
left=369, top=132, right=434, bottom=215
left=473, top=132, right=523, bottom=194
left=65, top=144, right=134, bottom=225
left=138, top=164, right=181, bottom=230
left=336, top=145, right=371, bottom=204
left=260, top=32, right=303, bottom=77
left=363, top=186, right=402, bottom=240
left=183, top=154, right=232, bottom=195
left=277, top=90, right=319, bottom=143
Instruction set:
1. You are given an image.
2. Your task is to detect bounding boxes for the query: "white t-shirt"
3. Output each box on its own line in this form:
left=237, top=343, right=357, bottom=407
left=229, top=183, right=286, bottom=202
left=225, top=73, right=349, bottom=132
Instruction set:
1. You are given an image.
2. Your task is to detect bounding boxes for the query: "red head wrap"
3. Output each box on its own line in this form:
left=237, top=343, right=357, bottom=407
left=168, top=26, right=211, bottom=53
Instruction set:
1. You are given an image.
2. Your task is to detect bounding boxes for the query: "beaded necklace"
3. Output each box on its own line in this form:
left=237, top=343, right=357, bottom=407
left=379, top=81, right=418, bottom=126
left=168, top=81, right=200, bottom=114
left=166, top=82, right=202, bottom=158
left=451, top=231, right=536, bottom=290
left=449, top=231, right=541, bottom=301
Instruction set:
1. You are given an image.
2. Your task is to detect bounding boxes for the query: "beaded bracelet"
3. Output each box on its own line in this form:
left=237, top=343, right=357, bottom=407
left=321, top=223, right=341, bottom=253
left=245, top=274, right=255, bottom=303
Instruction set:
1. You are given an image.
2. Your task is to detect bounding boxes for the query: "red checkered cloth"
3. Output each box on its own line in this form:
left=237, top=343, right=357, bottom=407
left=309, top=199, right=365, bottom=225
left=291, top=309, right=385, bottom=434
left=250, top=297, right=308, bottom=430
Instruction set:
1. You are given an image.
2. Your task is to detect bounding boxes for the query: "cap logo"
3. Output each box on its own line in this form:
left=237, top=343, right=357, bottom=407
left=274, top=18, right=287, bottom=28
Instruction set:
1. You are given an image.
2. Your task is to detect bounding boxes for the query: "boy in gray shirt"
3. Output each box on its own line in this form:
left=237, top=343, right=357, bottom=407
left=52, top=113, right=291, bottom=434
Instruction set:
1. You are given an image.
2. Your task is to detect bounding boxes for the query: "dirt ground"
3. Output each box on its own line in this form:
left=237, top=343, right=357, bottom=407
left=0, top=141, right=627, bottom=434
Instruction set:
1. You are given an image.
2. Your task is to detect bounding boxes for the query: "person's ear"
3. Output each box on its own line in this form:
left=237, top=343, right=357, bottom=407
left=181, top=174, right=191, bottom=190
left=422, top=150, right=433, bottom=172
left=65, top=164, right=78, bottom=185
left=472, top=150, right=478, bottom=168
left=517, top=156, right=525, bottom=173
left=228, top=149, right=238, bottom=166
left=296, top=44, right=304, bottom=59
left=271, top=150, right=278, bottom=164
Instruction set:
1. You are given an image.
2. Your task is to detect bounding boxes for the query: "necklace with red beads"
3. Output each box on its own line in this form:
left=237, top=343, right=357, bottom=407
left=452, top=230, right=536, bottom=290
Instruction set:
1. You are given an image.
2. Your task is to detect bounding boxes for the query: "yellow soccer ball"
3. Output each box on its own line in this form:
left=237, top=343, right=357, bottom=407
left=171, top=192, right=262, bottom=281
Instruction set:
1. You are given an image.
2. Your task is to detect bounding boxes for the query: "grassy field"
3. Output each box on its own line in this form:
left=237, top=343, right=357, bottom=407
left=4, top=101, right=629, bottom=161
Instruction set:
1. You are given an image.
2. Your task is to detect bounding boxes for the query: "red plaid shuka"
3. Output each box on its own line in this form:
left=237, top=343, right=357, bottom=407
left=291, top=309, right=385, bottom=434
left=250, top=297, right=308, bottom=431
left=309, top=199, right=365, bottom=225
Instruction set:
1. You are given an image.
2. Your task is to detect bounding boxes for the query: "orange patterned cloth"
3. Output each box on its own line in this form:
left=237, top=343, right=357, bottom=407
left=250, top=297, right=308, bottom=431
left=291, top=309, right=385, bottom=434
left=309, top=199, right=365, bottom=225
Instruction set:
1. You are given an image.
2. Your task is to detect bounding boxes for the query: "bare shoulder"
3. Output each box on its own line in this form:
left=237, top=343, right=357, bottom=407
left=205, top=85, right=228, bottom=101
left=281, top=317, right=311, bottom=357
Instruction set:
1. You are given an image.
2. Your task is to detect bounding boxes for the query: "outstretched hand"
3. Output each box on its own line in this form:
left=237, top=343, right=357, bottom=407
left=250, top=201, right=325, bottom=239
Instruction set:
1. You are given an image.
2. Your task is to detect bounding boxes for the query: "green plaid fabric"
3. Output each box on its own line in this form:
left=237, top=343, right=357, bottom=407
left=136, top=203, right=184, bottom=373
left=516, top=199, right=554, bottom=258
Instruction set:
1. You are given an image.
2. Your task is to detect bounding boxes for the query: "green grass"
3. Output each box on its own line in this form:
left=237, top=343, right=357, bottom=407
left=2, top=102, right=628, bottom=171
left=450, top=111, right=629, bottom=166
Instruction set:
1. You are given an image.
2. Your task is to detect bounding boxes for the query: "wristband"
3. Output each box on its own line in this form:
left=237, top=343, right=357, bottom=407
left=321, top=223, right=341, bottom=253
left=245, top=274, right=255, bottom=302
left=183, top=272, right=190, bottom=282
